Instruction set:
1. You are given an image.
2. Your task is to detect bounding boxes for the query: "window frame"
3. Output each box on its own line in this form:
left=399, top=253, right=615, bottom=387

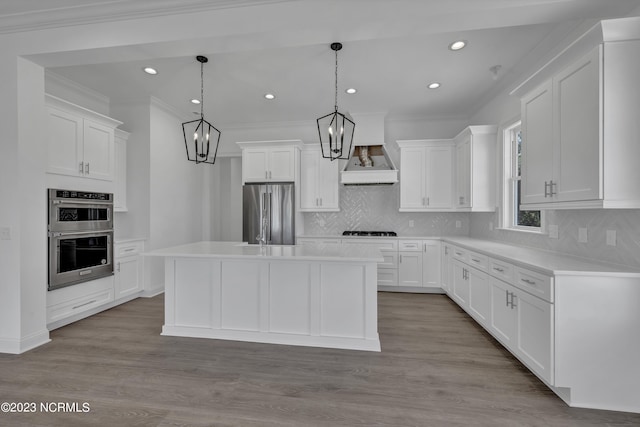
left=499, top=119, right=544, bottom=233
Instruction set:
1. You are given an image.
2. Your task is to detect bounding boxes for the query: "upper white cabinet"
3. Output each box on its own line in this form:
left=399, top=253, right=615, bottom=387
left=453, top=125, right=497, bottom=211
left=237, top=140, right=302, bottom=183
left=114, top=129, right=130, bottom=212
left=299, top=146, right=339, bottom=212
left=46, top=95, right=122, bottom=182
left=396, top=140, right=454, bottom=211
left=515, top=21, right=640, bottom=209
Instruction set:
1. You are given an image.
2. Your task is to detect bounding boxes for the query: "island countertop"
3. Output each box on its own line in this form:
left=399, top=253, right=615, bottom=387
left=143, top=241, right=384, bottom=263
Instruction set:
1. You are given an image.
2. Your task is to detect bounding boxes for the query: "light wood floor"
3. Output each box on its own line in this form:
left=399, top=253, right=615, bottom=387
left=1, top=293, right=639, bottom=426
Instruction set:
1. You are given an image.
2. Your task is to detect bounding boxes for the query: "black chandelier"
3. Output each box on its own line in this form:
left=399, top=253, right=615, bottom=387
left=182, top=55, right=221, bottom=165
left=317, top=42, right=355, bottom=161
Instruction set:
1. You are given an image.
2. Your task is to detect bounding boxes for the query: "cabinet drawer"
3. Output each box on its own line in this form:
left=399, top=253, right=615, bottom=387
left=115, top=240, right=144, bottom=258
left=513, top=266, right=553, bottom=302
left=379, top=251, right=398, bottom=269
left=341, top=238, right=398, bottom=251
left=377, top=268, right=398, bottom=287
left=451, top=246, right=467, bottom=262
left=467, top=251, right=488, bottom=271
left=47, top=287, right=114, bottom=323
left=398, top=240, right=422, bottom=251
left=489, top=258, right=514, bottom=281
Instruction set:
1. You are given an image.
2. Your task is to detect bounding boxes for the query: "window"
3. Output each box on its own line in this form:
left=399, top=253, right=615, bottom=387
left=502, top=121, right=542, bottom=231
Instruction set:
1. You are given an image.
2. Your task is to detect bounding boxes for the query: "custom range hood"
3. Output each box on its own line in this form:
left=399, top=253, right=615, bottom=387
left=340, top=113, right=399, bottom=185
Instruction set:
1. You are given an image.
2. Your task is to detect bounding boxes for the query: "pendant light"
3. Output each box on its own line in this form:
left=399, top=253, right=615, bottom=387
left=317, top=42, right=355, bottom=161
left=182, top=55, right=221, bottom=165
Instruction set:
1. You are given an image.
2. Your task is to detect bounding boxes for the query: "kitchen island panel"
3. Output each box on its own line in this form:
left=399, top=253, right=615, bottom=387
left=268, top=262, right=311, bottom=335
left=220, top=260, right=263, bottom=332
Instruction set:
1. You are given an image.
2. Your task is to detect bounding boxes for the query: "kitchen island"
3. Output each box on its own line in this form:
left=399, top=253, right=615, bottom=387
left=145, top=241, right=383, bottom=351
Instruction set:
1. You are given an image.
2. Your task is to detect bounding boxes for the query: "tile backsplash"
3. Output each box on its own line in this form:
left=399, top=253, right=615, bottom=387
left=470, top=210, right=640, bottom=268
left=303, top=185, right=470, bottom=236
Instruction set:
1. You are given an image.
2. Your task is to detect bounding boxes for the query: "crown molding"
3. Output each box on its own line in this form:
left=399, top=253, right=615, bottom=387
left=0, top=0, right=295, bottom=35
left=45, top=71, right=110, bottom=106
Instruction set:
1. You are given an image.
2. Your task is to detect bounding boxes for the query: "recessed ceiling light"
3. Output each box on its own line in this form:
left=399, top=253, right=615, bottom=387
left=190, top=99, right=200, bottom=104
left=143, top=67, right=158, bottom=75
left=428, top=82, right=441, bottom=89
left=345, top=88, right=357, bottom=94
left=448, top=40, right=466, bottom=51
left=264, top=93, right=275, bottom=100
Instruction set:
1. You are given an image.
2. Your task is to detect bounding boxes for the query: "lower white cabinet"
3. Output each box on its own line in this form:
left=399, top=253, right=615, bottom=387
left=489, top=277, right=517, bottom=347
left=398, top=251, right=422, bottom=287
left=451, top=259, right=470, bottom=307
left=467, top=266, right=491, bottom=326
left=114, top=240, right=144, bottom=300
left=422, top=240, right=441, bottom=290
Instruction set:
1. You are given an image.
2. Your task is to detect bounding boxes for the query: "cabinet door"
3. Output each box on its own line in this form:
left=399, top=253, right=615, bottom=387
left=317, top=155, right=339, bottom=210
left=455, top=137, right=471, bottom=208
left=514, top=289, right=554, bottom=384
left=422, top=240, right=441, bottom=289
left=489, top=277, right=517, bottom=347
left=83, top=119, right=115, bottom=181
left=440, top=245, right=451, bottom=293
left=451, top=260, right=469, bottom=308
left=553, top=46, right=601, bottom=203
left=47, top=107, right=83, bottom=177
left=243, top=149, right=269, bottom=182
left=115, top=256, right=142, bottom=299
left=114, top=135, right=127, bottom=211
left=299, top=150, right=320, bottom=210
left=426, top=146, right=454, bottom=209
left=269, top=146, right=295, bottom=181
left=521, top=80, right=553, bottom=204
left=399, top=147, right=426, bottom=209
left=468, top=267, right=490, bottom=327
left=398, top=252, right=422, bottom=287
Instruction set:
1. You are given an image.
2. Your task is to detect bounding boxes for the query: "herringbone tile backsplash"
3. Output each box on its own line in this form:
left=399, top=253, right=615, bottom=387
left=303, top=185, right=470, bottom=236
left=470, top=210, right=640, bottom=268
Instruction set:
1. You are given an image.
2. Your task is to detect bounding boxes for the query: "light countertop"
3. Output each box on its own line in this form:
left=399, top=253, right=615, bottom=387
left=143, top=241, right=384, bottom=263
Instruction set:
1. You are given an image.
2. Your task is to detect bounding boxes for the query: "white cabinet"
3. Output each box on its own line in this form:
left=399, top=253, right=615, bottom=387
left=421, top=240, right=441, bottom=290
left=489, top=276, right=518, bottom=347
left=238, top=140, right=302, bottom=183
left=467, top=266, right=490, bottom=327
left=46, top=95, right=122, bottom=182
left=518, top=35, right=640, bottom=209
left=342, top=238, right=398, bottom=287
left=451, top=259, right=470, bottom=308
left=299, top=147, right=339, bottom=211
left=114, top=240, right=144, bottom=300
left=454, top=125, right=497, bottom=211
left=398, top=251, right=422, bottom=287
left=396, top=140, right=454, bottom=211
left=114, top=129, right=130, bottom=212
left=441, top=244, right=453, bottom=295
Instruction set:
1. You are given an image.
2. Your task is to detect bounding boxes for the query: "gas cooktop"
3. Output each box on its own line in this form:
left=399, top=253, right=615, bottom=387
left=342, top=231, right=397, bottom=237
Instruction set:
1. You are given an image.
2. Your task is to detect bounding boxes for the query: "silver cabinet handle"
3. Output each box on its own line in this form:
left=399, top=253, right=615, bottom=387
left=544, top=181, right=549, bottom=197
left=550, top=180, right=557, bottom=196
left=511, top=293, right=517, bottom=309
left=265, top=171, right=268, bottom=179
left=471, top=258, right=480, bottom=263
left=493, top=267, right=504, bottom=272
left=85, top=162, right=90, bottom=174
left=399, top=254, right=403, bottom=263
left=521, top=278, right=536, bottom=285
left=117, top=261, right=121, bottom=272
left=269, top=171, right=272, bottom=179
left=505, top=290, right=509, bottom=306
left=79, top=162, right=84, bottom=174
left=426, top=197, right=430, bottom=206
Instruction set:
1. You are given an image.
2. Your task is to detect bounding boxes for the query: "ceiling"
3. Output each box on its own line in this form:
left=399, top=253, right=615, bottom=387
left=5, top=0, right=640, bottom=126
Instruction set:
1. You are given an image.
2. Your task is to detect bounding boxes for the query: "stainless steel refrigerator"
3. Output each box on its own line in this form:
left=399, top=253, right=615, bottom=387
left=242, top=183, right=295, bottom=245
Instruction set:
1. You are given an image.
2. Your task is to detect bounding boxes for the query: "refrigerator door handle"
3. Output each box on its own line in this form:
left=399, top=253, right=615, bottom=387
left=268, top=192, right=273, bottom=242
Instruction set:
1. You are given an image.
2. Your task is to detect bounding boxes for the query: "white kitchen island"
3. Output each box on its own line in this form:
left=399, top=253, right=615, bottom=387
left=145, top=241, right=383, bottom=351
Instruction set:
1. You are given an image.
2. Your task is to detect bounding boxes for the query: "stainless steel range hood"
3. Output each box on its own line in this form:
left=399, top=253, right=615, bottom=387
left=340, top=113, right=398, bottom=185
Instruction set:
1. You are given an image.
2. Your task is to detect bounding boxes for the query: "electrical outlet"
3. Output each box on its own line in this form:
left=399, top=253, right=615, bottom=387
left=455, top=220, right=462, bottom=229
left=578, top=227, right=588, bottom=243
left=606, top=230, right=617, bottom=246
left=548, top=224, right=559, bottom=239
left=409, top=220, right=414, bottom=228
left=0, top=227, right=11, bottom=240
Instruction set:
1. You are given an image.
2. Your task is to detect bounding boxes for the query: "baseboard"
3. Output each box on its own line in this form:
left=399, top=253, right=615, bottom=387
left=141, top=288, right=164, bottom=298
left=378, top=286, right=445, bottom=294
left=0, top=329, right=51, bottom=354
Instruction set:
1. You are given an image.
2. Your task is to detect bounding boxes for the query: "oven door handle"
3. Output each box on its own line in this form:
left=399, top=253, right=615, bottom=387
left=52, top=199, right=111, bottom=205
left=48, top=230, right=113, bottom=238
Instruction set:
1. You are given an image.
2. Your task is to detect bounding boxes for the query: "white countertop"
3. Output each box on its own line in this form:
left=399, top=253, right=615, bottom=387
left=143, top=241, right=384, bottom=263
left=297, top=234, right=640, bottom=277
left=442, top=237, right=640, bottom=277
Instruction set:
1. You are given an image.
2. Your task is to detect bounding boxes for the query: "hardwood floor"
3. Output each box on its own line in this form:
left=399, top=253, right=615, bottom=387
left=1, top=293, right=639, bottom=426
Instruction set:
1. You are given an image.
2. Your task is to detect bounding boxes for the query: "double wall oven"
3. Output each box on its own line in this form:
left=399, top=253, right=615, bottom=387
left=48, top=189, right=114, bottom=291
